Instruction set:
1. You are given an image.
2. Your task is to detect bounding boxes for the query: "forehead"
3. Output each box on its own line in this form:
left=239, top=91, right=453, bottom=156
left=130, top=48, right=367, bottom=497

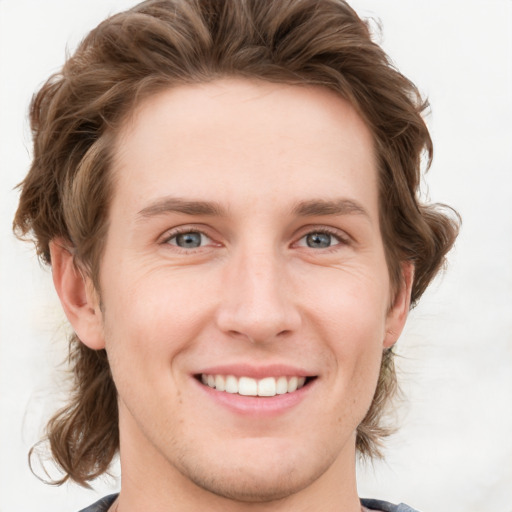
left=111, top=78, right=378, bottom=216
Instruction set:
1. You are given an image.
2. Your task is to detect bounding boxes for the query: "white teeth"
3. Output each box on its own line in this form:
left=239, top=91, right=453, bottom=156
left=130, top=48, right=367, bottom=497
left=238, top=377, right=258, bottom=396
left=201, top=374, right=309, bottom=397
left=225, top=375, right=238, bottom=394
left=276, top=376, right=288, bottom=395
left=214, top=375, right=226, bottom=392
left=257, top=377, right=276, bottom=397
left=287, top=376, right=298, bottom=393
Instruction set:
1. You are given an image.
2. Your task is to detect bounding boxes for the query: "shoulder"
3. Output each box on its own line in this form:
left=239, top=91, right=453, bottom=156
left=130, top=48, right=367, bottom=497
left=77, top=494, right=118, bottom=512
left=361, top=498, right=420, bottom=512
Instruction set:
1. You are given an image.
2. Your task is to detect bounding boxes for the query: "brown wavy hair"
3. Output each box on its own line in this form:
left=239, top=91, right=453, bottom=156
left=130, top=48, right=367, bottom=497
left=13, top=0, right=459, bottom=486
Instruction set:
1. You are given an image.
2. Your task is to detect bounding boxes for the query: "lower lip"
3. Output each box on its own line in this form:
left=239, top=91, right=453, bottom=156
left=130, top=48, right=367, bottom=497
left=194, top=378, right=315, bottom=417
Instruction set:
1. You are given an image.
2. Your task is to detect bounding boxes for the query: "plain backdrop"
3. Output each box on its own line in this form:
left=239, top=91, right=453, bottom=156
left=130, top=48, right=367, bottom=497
left=1, top=1, right=511, bottom=511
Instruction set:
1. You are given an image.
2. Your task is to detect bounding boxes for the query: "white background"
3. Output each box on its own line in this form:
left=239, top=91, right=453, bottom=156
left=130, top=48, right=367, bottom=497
left=1, top=1, right=511, bottom=511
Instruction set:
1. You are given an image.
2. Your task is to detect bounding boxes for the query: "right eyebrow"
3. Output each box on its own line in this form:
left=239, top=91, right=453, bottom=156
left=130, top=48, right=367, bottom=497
left=136, top=197, right=227, bottom=220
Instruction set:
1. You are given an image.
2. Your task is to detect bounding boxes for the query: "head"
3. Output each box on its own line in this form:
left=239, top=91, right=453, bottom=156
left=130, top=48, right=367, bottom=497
left=14, top=0, right=459, bottom=490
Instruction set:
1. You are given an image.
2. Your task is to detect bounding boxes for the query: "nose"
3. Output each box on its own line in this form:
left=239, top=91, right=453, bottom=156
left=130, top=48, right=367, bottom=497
left=215, top=247, right=301, bottom=344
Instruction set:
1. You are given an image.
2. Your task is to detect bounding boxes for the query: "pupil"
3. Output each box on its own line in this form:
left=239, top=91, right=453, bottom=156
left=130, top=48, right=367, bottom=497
left=307, top=232, right=331, bottom=248
left=176, top=232, right=202, bottom=248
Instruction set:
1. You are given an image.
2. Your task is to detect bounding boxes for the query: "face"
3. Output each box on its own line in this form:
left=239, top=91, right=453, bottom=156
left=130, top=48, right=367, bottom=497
left=78, top=79, right=410, bottom=504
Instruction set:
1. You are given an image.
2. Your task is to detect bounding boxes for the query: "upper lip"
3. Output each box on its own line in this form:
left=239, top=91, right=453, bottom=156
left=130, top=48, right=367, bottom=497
left=196, top=364, right=314, bottom=379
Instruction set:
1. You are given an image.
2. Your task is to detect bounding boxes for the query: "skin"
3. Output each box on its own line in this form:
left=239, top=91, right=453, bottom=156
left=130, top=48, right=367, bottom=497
left=51, top=79, right=412, bottom=512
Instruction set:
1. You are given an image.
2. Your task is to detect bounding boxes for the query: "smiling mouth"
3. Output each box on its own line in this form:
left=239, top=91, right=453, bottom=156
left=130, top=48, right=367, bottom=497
left=198, top=374, right=315, bottom=397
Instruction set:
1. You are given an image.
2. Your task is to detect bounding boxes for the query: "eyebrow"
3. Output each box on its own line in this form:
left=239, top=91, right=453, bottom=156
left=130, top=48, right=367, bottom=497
left=137, top=197, right=226, bottom=219
left=292, top=198, right=370, bottom=219
left=136, top=196, right=370, bottom=221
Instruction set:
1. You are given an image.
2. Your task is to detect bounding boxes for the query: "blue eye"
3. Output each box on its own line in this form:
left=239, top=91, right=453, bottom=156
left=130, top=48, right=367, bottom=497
left=305, top=232, right=333, bottom=248
left=168, top=231, right=208, bottom=249
left=296, top=230, right=346, bottom=249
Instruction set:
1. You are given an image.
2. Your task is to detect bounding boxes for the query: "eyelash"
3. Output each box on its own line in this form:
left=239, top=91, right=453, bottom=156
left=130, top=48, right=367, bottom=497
left=160, top=226, right=351, bottom=252
left=295, top=227, right=351, bottom=251
left=161, top=226, right=215, bottom=251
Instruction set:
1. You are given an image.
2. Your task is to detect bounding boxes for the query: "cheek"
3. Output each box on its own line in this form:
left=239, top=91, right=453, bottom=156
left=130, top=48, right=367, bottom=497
left=101, top=267, right=215, bottom=367
left=307, top=266, right=390, bottom=341
left=306, top=268, right=389, bottom=391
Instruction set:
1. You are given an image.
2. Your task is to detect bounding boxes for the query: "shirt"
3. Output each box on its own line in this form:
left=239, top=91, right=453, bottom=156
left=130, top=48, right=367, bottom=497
left=78, top=494, right=419, bottom=512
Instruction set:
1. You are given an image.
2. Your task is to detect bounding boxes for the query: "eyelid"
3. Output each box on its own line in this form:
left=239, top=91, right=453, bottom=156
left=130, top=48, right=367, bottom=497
left=159, top=225, right=218, bottom=248
left=293, top=225, right=352, bottom=248
left=158, top=224, right=352, bottom=250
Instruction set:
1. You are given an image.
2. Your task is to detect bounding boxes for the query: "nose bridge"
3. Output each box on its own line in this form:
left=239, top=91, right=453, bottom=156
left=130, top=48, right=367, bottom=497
left=216, top=241, right=300, bottom=342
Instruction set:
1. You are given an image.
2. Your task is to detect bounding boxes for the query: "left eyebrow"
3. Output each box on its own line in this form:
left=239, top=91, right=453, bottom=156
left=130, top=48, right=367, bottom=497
left=136, top=197, right=227, bottom=220
left=291, top=198, right=371, bottom=220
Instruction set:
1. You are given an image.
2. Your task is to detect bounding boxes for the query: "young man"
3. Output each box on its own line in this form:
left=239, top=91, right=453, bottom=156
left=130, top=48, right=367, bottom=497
left=13, top=1, right=459, bottom=511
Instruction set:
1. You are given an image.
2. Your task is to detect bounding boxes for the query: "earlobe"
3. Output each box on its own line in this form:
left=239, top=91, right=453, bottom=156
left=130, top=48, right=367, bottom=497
left=383, top=262, right=414, bottom=348
left=50, top=239, right=105, bottom=350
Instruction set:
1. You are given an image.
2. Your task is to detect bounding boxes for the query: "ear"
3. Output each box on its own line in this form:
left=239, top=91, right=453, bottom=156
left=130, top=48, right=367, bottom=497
left=50, top=239, right=105, bottom=350
left=383, top=262, right=414, bottom=349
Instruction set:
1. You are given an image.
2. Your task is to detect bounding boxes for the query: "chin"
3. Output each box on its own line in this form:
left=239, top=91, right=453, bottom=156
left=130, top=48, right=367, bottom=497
left=185, top=463, right=320, bottom=503
left=170, top=439, right=338, bottom=504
